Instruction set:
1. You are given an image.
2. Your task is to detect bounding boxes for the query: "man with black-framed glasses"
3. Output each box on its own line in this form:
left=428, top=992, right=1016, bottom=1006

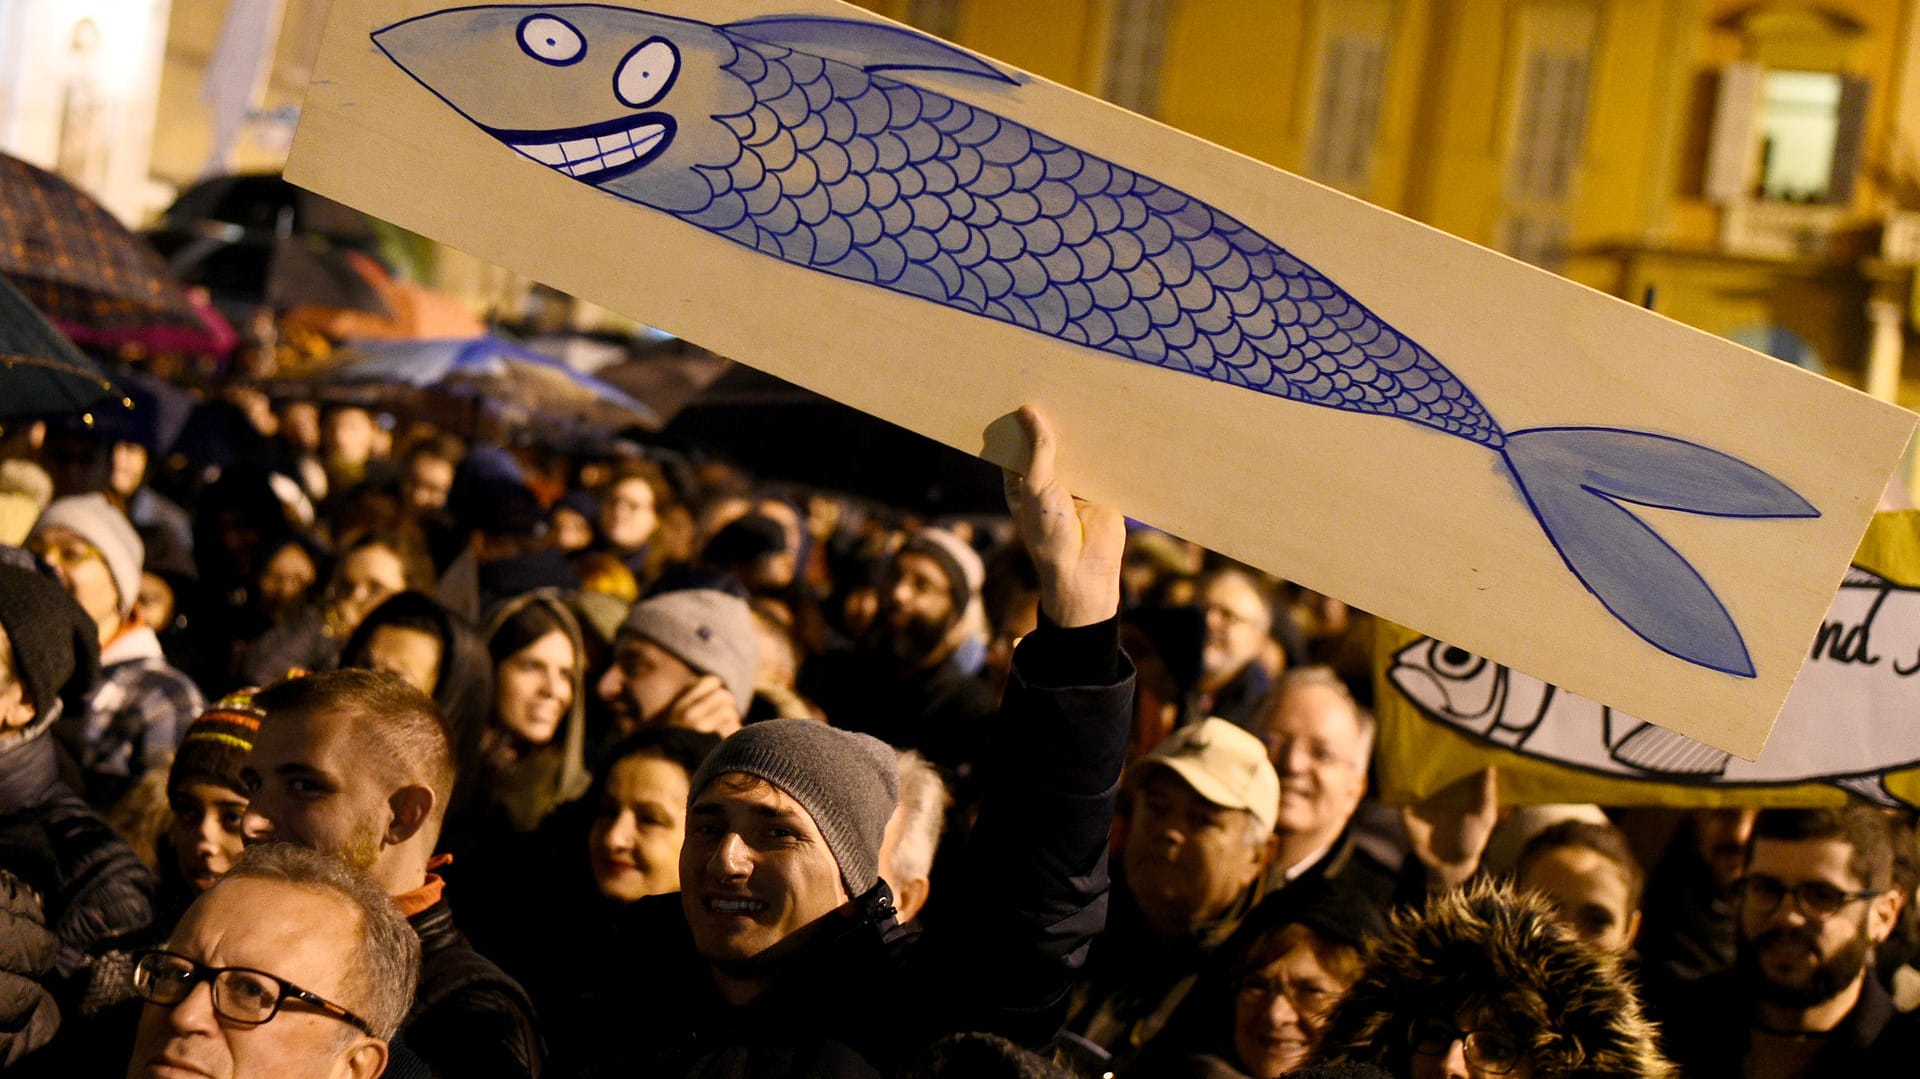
left=1663, top=807, right=1920, bottom=1079
left=125, top=843, right=420, bottom=1079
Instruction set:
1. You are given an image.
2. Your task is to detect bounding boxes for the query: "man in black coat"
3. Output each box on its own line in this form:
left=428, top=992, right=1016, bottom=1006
left=569, top=406, right=1134, bottom=1077
left=241, top=668, right=546, bottom=1078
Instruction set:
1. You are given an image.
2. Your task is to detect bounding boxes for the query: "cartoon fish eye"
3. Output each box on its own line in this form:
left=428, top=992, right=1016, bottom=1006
left=518, top=14, right=585, bottom=66
left=1430, top=643, right=1486, bottom=680
left=615, top=37, right=680, bottom=108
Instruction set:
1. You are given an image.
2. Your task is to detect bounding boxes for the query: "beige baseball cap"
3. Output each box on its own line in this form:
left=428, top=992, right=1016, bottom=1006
left=1136, top=718, right=1281, bottom=833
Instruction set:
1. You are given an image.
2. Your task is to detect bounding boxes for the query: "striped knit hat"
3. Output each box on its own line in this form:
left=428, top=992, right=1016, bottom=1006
left=167, top=689, right=264, bottom=798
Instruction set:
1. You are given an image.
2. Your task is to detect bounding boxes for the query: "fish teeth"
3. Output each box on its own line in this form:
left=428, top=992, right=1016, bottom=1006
left=560, top=137, right=598, bottom=163
left=515, top=142, right=564, bottom=165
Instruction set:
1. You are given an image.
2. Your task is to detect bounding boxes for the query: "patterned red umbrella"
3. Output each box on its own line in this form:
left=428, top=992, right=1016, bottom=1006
left=0, top=153, right=202, bottom=333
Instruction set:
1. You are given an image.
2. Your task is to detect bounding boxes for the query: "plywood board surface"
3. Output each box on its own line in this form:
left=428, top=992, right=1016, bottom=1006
left=287, top=0, right=1919, bottom=758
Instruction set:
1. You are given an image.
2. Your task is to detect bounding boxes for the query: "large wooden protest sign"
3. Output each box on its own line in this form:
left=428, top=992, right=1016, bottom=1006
left=1376, top=511, right=1920, bottom=808
left=287, top=0, right=1917, bottom=758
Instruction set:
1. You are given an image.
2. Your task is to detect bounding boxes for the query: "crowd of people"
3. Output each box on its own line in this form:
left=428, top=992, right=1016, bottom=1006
left=0, top=375, right=1917, bottom=1079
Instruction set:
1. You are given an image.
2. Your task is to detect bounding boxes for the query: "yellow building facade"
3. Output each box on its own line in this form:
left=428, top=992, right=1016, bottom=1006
left=849, top=0, right=1920, bottom=436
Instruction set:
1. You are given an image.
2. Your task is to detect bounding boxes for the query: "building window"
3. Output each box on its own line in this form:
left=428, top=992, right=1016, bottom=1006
left=1496, top=1, right=1600, bottom=269
left=1102, top=0, right=1176, bottom=116
left=1305, top=1, right=1392, bottom=192
left=1757, top=69, right=1844, bottom=203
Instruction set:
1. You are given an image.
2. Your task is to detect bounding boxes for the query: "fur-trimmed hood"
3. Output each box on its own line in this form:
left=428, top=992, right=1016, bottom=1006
left=1310, top=882, right=1672, bottom=1079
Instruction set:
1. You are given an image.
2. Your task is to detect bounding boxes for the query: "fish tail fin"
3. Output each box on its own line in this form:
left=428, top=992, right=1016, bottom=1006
left=1607, top=720, right=1732, bottom=776
left=1500, top=426, right=1818, bottom=678
left=1831, top=775, right=1902, bottom=807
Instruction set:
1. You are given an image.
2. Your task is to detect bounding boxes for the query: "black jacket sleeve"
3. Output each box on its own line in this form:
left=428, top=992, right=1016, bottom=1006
left=925, top=613, right=1134, bottom=1043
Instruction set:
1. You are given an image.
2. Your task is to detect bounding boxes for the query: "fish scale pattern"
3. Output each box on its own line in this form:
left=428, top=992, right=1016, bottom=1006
left=674, top=32, right=1504, bottom=448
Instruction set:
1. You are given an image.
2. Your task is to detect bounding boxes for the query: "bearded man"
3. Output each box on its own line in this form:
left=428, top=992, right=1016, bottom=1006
left=1662, top=807, right=1920, bottom=1079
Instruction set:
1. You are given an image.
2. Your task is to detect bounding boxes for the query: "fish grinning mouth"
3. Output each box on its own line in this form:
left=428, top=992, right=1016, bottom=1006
left=482, top=112, right=676, bottom=183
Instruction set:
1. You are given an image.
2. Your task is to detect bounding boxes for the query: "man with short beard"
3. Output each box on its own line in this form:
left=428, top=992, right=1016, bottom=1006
left=1663, top=807, right=1920, bottom=1078
left=803, top=526, right=997, bottom=775
left=241, top=669, right=545, bottom=1078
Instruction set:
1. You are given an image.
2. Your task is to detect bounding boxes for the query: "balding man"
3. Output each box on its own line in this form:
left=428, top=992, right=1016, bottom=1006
left=1251, top=668, right=1397, bottom=899
left=242, top=670, right=544, bottom=1078
left=126, top=842, right=420, bottom=1079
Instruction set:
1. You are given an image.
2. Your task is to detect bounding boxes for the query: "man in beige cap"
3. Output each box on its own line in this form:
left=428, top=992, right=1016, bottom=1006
left=1064, top=718, right=1282, bottom=1066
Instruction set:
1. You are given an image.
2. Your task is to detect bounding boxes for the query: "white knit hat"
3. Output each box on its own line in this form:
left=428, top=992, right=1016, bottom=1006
left=31, top=493, right=144, bottom=617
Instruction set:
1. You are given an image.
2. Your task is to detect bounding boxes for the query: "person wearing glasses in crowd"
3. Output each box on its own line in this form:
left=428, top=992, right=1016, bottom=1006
left=1661, top=807, right=1920, bottom=1079
left=1310, top=882, right=1670, bottom=1079
left=126, top=842, right=421, bottom=1079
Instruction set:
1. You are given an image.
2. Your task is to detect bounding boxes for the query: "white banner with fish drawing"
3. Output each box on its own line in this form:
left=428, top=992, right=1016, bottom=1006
left=1374, top=511, right=1920, bottom=809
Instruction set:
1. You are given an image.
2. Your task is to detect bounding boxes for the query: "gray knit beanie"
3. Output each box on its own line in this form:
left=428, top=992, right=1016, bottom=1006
left=688, top=719, right=900, bottom=896
left=30, top=493, right=143, bottom=616
left=900, top=527, right=985, bottom=613
left=618, top=589, right=758, bottom=712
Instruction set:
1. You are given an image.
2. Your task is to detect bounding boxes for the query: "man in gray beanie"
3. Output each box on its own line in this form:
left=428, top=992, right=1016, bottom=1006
left=568, top=407, right=1134, bottom=1078
left=27, top=494, right=203, bottom=809
left=597, top=587, right=759, bottom=738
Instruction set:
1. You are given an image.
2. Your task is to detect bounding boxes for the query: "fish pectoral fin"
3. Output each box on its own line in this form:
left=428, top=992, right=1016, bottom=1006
left=1607, top=722, right=1732, bottom=777
left=1831, top=775, right=1902, bottom=807
left=722, top=16, right=1021, bottom=85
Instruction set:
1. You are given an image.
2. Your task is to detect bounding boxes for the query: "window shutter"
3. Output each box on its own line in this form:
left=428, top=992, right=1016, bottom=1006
left=1825, top=74, right=1869, bottom=206
left=1704, top=61, right=1763, bottom=202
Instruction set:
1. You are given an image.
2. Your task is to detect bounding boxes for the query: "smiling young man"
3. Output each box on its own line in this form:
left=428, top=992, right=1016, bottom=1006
left=570, top=407, right=1133, bottom=1077
left=125, top=843, right=418, bottom=1079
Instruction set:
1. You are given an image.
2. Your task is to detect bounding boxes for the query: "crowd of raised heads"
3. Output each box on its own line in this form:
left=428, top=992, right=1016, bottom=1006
left=1, top=396, right=1917, bottom=1079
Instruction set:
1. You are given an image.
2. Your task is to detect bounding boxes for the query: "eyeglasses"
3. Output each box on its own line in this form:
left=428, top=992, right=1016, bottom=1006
left=131, top=950, right=377, bottom=1037
left=1408, top=1018, right=1524, bottom=1075
left=1733, top=875, right=1881, bottom=919
left=1237, top=974, right=1338, bottom=1018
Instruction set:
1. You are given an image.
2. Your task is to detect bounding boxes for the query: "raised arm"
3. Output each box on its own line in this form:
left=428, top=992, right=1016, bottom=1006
left=927, top=406, right=1134, bottom=1045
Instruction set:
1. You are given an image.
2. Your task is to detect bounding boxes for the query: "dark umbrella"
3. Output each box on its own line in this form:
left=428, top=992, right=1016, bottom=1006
left=0, top=273, right=128, bottom=420
left=144, top=225, right=389, bottom=317
left=659, top=366, right=1006, bottom=515
left=0, top=152, right=203, bottom=333
left=160, top=172, right=379, bottom=249
left=592, top=343, right=732, bottom=428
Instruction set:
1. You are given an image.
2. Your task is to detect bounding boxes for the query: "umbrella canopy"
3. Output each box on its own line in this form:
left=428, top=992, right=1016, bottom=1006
left=658, top=366, right=1005, bottom=515
left=0, top=273, right=128, bottom=420
left=0, top=153, right=203, bottom=333
left=161, top=172, right=378, bottom=248
left=312, top=335, right=661, bottom=433
left=145, top=226, right=389, bottom=317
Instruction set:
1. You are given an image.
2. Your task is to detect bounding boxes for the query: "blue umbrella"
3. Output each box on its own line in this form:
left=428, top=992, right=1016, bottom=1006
left=319, top=335, right=661, bottom=431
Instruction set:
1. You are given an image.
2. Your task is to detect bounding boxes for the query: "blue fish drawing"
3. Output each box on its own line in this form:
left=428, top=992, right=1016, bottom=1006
left=373, top=4, right=1820, bottom=677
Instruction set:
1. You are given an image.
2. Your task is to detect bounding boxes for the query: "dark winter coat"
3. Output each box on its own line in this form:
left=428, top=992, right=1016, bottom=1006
left=1312, top=882, right=1672, bottom=1079
left=1659, top=966, right=1920, bottom=1079
left=570, top=615, right=1134, bottom=1077
left=0, top=725, right=157, bottom=1072
left=405, top=897, right=547, bottom=1079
